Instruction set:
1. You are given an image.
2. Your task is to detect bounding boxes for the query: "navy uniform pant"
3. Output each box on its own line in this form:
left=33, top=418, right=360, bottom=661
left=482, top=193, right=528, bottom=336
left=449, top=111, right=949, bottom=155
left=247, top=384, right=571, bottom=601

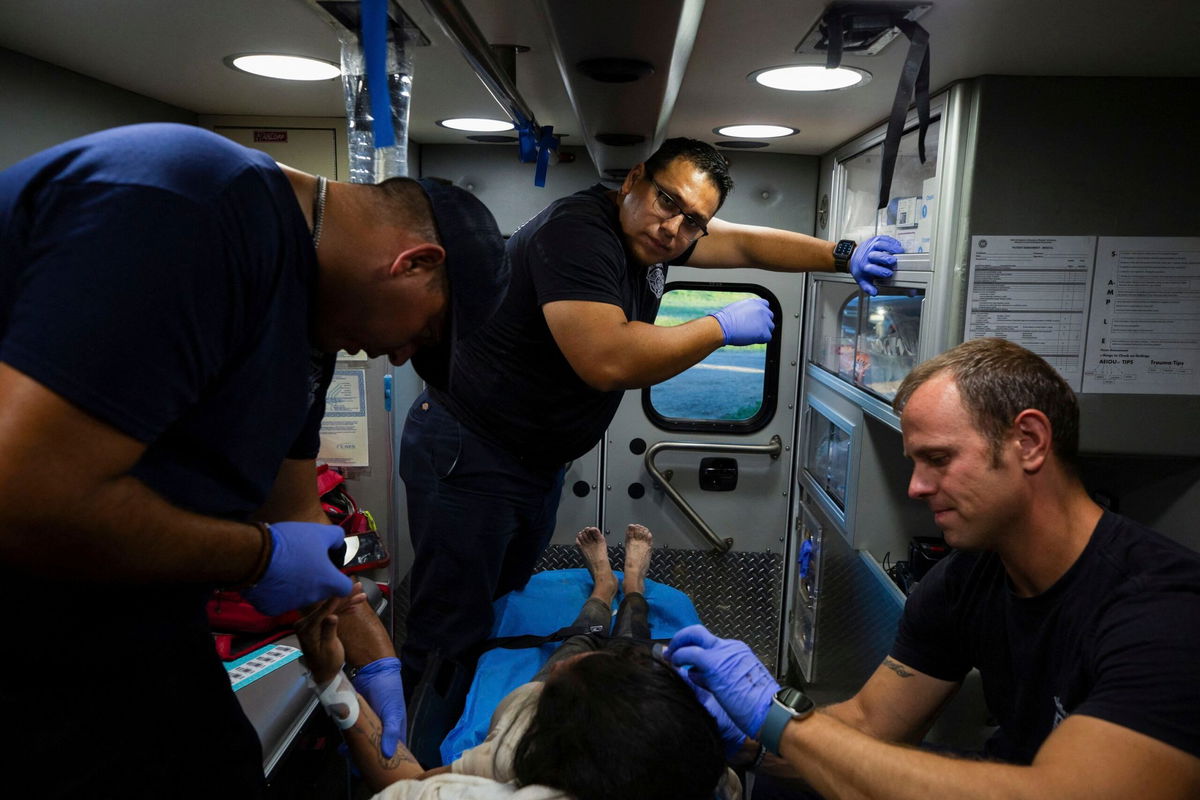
left=399, top=389, right=565, bottom=688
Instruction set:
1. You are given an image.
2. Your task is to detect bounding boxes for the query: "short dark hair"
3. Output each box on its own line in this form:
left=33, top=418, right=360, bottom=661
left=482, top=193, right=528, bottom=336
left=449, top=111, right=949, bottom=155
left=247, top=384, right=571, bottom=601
left=893, top=337, right=1081, bottom=471
left=644, top=138, right=734, bottom=209
left=512, top=639, right=725, bottom=800
left=372, top=176, right=440, bottom=244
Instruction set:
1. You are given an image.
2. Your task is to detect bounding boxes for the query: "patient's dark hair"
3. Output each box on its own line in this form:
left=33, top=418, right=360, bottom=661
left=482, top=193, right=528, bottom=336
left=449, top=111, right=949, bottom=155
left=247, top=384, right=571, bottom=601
left=512, top=639, right=725, bottom=800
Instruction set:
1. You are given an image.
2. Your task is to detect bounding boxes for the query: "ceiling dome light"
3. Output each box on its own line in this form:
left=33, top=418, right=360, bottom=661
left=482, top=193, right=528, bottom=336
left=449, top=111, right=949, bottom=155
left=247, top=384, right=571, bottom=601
left=437, top=118, right=516, bottom=133
left=226, top=54, right=340, bottom=81
left=714, top=124, right=797, bottom=139
left=751, top=65, right=871, bottom=92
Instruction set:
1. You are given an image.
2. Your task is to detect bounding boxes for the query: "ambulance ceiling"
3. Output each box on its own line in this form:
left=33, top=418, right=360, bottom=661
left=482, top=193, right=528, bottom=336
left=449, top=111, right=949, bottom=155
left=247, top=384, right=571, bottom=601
left=0, top=0, right=1197, bottom=171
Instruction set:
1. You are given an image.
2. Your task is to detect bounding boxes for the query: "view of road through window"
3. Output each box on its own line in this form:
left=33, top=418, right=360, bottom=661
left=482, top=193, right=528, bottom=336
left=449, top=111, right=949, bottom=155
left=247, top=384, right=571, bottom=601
left=649, top=288, right=768, bottom=421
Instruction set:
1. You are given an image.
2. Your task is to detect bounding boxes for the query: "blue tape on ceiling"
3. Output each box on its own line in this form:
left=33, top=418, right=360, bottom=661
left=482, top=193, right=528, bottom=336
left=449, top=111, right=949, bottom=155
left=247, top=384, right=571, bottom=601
left=518, top=122, right=537, bottom=163
left=362, top=0, right=395, bottom=149
left=534, top=125, right=557, bottom=187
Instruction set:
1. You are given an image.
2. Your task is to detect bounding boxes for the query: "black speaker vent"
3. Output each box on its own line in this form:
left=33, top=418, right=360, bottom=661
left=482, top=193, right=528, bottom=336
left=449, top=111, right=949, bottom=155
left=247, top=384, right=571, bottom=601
left=596, top=133, right=646, bottom=147
left=576, top=57, right=655, bottom=83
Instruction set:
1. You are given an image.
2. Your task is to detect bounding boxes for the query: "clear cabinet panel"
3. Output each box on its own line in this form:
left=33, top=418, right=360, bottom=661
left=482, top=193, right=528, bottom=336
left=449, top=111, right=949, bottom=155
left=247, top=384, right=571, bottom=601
left=850, top=289, right=925, bottom=400
left=812, top=279, right=860, bottom=381
left=838, top=117, right=940, bottom=255
left=804, top=402, right=852, bottom=510
left=812, top=280, right=926, bottom=402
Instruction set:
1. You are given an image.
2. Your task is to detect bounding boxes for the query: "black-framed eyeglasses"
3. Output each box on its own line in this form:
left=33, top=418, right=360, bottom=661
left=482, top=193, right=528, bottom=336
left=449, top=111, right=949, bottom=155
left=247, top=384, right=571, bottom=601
left=648, top=178, right=709, bottom=241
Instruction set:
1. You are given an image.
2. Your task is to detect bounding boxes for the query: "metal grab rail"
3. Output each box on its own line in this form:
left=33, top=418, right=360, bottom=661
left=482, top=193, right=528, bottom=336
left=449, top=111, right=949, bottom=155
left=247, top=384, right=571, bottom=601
left=419, top=0, right=541, bottom=133
left=643, top=435, right=783, bottom=553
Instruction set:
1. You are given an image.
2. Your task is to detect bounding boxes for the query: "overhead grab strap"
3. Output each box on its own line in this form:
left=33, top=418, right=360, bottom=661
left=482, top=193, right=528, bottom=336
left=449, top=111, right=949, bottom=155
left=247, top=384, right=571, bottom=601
left=822, top=6, right=931, bottom=210
left=875, top=17, right=931, bottom=210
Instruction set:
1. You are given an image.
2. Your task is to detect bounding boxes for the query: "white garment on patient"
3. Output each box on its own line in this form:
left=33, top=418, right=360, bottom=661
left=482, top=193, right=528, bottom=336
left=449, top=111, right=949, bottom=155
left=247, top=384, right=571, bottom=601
left=372, top=685, right=564, bottom=800
left=373, top=773, right=567, bottom=800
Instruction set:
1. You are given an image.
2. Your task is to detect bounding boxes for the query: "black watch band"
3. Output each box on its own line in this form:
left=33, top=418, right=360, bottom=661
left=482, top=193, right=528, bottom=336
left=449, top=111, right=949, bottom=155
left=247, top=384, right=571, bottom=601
left=833, top=239, right=856, bottom=274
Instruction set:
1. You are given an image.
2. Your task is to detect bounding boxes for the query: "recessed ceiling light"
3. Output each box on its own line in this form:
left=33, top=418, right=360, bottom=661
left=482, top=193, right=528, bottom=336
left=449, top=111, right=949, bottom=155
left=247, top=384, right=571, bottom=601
left=750, top=65, right=871, bottom=92
left=714, top=124, right=797, bottom=139
left=437, top=118, right=516, bottom=132
left=225, top=54, right=340, bottom=81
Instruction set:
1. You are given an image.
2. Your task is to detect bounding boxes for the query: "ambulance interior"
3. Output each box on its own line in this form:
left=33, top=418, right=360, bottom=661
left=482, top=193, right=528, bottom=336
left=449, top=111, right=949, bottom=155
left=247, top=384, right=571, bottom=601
left=1, top=0, right=1198, bottom=793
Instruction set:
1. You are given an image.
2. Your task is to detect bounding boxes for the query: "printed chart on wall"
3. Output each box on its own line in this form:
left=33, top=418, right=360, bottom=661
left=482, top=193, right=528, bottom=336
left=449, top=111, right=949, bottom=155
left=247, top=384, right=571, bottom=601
left=966, top=236, right=1097, bottom=390
left=1081, top=237, right=1200, bottom=395
left=319, top=368, right=369, bottom=467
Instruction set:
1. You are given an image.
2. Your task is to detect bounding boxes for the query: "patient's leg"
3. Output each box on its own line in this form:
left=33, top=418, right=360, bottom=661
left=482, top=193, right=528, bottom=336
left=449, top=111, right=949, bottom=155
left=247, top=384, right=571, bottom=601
left=578, top=524, right=619, bottom=607
left=613, top=523, right=652, bottom=641
left=533, top=526, right=617, bottom=680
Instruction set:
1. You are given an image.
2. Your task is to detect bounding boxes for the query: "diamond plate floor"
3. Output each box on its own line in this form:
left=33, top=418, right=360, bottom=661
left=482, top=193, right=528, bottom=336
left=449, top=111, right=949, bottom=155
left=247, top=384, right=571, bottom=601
left=392, top=545, right=784, bottom=668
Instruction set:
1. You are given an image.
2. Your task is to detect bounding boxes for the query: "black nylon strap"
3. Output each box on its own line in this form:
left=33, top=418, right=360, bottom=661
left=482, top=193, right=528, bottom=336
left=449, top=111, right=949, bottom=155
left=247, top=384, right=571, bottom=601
left=878, top=19, right=931, bottom=210
left=824, top=8, right=845, bottom=69
left=476, top=625, right=670, bottom=654
left=481, top=624, right=604, bottom=651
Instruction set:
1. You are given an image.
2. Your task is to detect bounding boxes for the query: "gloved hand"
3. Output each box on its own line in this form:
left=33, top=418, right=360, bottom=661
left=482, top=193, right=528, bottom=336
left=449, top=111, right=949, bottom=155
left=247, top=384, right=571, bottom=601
left=351, top=656, right=407, bottom=757
left=243, top=522, right=352, bottom=616
left=710, top=297, right=775, bottom=346
left=679, top=668, right=747, bottom=759
left=666, top=624, right=780, bottom=738
left=849, top=234, right=904, bottom=296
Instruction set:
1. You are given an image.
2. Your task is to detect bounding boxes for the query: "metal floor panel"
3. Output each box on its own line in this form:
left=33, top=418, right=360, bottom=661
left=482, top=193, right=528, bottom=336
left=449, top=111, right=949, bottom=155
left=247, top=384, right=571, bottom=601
left=534, top=544, right=783, bottom=668
left=392, top=546, right=784, bottom=669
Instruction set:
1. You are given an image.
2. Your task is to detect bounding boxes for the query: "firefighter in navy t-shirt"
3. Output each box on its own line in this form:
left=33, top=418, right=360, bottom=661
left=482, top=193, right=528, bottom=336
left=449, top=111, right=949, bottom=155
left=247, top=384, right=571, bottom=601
left=0, top=123, right=505, bottom=797
left=398, top=137, right=905, bottom=693
left=667, top=338, right=1200, bottom=800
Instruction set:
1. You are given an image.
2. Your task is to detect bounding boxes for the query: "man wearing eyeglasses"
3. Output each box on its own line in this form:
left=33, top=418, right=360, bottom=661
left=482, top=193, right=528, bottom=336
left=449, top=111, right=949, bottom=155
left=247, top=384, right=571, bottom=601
left=398, top=138, right=903, bottom=697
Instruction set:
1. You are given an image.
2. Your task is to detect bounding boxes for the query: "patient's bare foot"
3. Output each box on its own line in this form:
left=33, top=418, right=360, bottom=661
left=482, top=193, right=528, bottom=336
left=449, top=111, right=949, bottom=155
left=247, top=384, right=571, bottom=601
left=577, top=526, right=617, bottom=605
left=622, top=524, right=653, bottom=596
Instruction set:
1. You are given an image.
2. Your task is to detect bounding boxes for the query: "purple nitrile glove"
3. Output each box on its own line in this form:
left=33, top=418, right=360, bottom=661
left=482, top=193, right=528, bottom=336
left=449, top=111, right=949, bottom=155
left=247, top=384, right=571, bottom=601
left=351, top=656, right=407, bottom=757
left=666, top=624, right=780, bottom=739
left=709, top=297, right=775, bottom=346
left=243, top=522, right=352, bottom=616
left=849, top=234, right=904, bottom=296
left=679, top=667, right=748, bottom=759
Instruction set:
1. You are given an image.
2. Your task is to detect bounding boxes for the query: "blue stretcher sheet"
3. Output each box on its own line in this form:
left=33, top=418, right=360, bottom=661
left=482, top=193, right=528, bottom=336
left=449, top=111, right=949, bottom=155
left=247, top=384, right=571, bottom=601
left=439, top=568, right=702, bottom=764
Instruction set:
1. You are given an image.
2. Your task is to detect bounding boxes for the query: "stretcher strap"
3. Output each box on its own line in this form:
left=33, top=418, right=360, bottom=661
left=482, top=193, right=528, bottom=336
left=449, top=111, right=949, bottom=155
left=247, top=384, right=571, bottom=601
left=477, top=624, right=669, bottom=654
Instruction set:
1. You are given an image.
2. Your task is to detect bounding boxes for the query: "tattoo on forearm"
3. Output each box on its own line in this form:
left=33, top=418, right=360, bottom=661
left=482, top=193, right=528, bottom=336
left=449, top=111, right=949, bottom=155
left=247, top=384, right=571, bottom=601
left=349, top=713, right=418, bottom=769
left=882, top=657, right=914, bottom=678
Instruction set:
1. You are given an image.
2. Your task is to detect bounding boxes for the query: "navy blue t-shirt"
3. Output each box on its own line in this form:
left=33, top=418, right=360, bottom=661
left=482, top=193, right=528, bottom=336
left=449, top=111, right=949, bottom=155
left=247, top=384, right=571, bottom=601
left=0, top=122, right=335, bottom=793
left=891, top=511, right=1200, bottom=763
left=0, top=123, right=332, bottom=520
left=440, top=184, right=694, bottom=466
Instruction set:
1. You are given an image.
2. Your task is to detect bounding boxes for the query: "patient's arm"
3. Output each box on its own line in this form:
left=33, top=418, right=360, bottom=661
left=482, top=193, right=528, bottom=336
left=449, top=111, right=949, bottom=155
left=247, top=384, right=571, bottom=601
left=336, top=589, right=397, bottom=667
left=296, top=593, right=439, bottom=790
left=340, top=693, right=428, bottom=789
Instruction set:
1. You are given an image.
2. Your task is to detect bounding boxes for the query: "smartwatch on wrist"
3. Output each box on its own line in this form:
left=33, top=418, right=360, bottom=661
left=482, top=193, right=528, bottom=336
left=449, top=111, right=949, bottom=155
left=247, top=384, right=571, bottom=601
left=833, top=239, right=856, bottom=274
left=758, top=686, right=816, bottom=755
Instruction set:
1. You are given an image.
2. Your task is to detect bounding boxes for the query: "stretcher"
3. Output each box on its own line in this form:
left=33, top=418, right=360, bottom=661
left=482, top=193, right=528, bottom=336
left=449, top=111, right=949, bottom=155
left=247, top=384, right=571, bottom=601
left=407, top=568, right=703, bottom=766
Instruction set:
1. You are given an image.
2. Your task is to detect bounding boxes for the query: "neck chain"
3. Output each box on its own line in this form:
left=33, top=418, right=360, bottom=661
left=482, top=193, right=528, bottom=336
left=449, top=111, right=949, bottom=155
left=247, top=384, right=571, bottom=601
left=311, top=175, right=328, bottom=249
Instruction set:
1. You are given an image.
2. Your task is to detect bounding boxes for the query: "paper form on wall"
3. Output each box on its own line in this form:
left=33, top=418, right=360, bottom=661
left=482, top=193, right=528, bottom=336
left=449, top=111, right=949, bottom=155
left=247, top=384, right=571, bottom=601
left=966, top=236, right=1097, bottom=390
left=1081, top=237, right=1200, bottom=395
left=319, top=368, right=369, bottom=467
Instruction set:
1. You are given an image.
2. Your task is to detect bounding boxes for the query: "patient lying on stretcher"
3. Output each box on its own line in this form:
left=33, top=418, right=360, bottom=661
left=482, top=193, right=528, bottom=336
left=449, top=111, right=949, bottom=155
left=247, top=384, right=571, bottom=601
left=296, top=524, right=739, bottom=800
